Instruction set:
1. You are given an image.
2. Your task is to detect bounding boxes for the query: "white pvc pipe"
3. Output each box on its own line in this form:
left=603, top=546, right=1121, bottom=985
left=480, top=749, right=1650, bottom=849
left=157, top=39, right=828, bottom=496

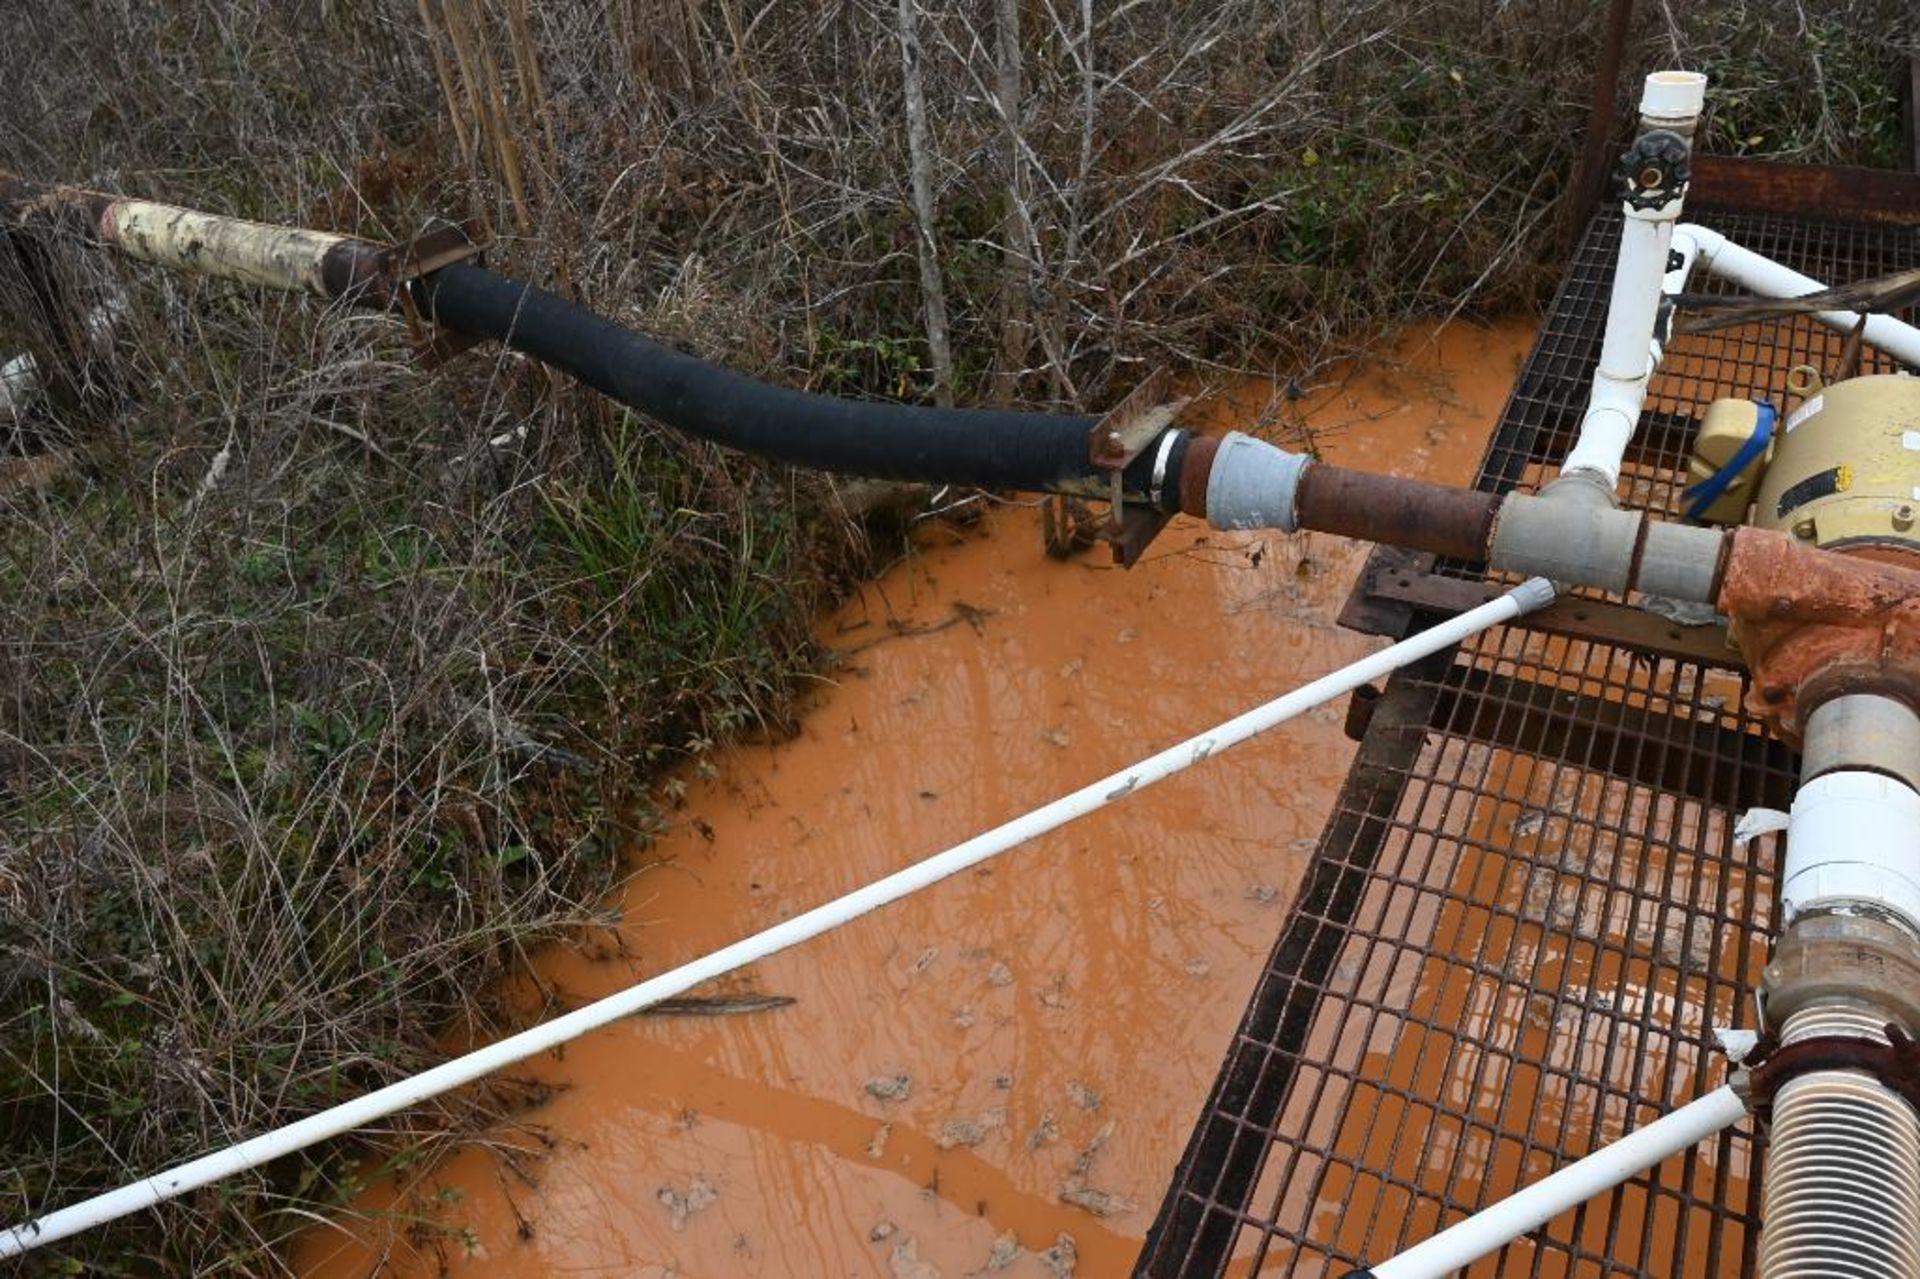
left=1368, top=1085, right=1748, bottom=1279
left=1560, top=71, right=1707, bottom=488
left=0, top=578, right=1556, bottom=1257
left=1676, top=223, right=1920, bottom=369
left=1781, top=769, right=1920, bottom=935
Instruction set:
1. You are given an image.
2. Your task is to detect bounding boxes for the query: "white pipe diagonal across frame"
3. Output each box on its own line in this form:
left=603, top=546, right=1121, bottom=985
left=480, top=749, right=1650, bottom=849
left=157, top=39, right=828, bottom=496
left=1668, top=223, right=1920, bottom=369
left=1560, top=70, right=1706, bottom=488
left=1361, top=1085, right=1749, bottom=1279
left=0, top=578, right=1557, bottom=1257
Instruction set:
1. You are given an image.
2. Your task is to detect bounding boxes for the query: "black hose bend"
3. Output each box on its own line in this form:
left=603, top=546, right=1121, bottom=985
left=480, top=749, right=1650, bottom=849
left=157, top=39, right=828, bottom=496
left=417, top=264, right=1186, bottom=506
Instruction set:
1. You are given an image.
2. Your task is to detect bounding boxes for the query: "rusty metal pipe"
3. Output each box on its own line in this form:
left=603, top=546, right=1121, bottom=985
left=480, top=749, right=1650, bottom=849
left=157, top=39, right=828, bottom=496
left=1293, top=464, right=1500, bottom=563
left=1172, top=439, right=1730, bottom=595
left=1172, top=443, right=1499, bottom=561
left=1, top=170, right=393, bottom=304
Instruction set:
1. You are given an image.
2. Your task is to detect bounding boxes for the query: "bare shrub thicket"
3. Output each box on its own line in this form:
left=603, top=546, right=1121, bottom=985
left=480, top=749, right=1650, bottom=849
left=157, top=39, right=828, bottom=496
left=0, top=0, right=1907, bottom=1269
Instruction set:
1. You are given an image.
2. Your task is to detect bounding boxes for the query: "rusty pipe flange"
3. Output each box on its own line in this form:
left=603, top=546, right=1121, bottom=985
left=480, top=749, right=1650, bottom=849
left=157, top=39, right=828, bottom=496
left=1762, top=912, right=1920, bottom=1036
left=1745, top=1024, right=1920, bottom=1126
left=1718, top=526, right=1920, bottom=742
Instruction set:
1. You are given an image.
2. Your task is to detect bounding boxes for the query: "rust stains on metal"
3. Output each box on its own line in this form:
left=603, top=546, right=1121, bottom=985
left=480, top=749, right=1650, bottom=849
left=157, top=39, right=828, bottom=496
left=1293, top=464, right=1500, bottom=563
left=317, top=239, right=395, bottom=304
left=1175, top=433, right=1217, bottom=519
left=2, top=167, right=486, bottom=315
left=104, top=200, right=354, bottom=297
left=1075, top=367, right=1190, bottom=565
left=1719, top=526, right=1920, bottom=740
left=1363, top=562, right=1737, bottom=667
left=1086, top=367, right=1185, bottom=470
left=1692, top=156, right=1920, bottom=227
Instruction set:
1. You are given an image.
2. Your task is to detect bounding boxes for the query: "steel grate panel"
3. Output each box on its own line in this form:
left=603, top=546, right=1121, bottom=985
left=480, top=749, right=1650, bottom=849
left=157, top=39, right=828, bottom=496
left=1143, top=198, right=1920, bottom=1276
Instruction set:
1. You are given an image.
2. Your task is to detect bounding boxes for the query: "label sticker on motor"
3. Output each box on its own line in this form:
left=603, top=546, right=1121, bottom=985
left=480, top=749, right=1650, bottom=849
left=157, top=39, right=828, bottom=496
left=1776, top=464, right=1852, bottom=520
left=1784, top=394, right=1823, bottom=433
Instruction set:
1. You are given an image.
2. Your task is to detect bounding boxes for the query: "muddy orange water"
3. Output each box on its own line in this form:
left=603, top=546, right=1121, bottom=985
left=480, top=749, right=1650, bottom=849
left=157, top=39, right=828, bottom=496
left=296, top=321, right=1529, bottom=1277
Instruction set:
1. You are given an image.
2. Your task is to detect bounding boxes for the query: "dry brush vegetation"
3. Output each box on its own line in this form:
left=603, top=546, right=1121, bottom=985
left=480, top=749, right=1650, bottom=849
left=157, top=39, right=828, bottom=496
left=0, top=0, right=1907, bottom=1270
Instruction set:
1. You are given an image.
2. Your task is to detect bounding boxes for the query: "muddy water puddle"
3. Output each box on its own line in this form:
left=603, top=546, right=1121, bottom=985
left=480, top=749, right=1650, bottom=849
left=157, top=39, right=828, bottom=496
left=297, top=321, right=1530, bottom=1277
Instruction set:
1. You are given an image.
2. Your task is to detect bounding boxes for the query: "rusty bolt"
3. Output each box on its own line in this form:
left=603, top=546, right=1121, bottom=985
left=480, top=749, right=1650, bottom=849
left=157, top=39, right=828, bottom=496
left=1897, top=504, right=1916, bottom=532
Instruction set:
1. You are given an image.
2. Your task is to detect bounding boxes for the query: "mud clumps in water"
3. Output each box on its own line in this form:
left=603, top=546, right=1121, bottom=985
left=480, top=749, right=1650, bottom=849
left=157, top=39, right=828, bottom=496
left=1059, top=1185, right=1134, bottom=1219
left=1039, top=1232, right=1079, bottom=1277
left=864, top=1072, right=913, bottom=1102
left=656, top=1176, right=716, bottom=1231
left=888, top=1235, right=940, bottom=1279
left=935, top=1110, right=1004, bottom=1149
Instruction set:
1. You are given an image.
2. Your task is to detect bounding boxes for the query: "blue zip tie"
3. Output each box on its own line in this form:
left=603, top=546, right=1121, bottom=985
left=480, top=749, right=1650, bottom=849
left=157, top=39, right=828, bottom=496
left=1683, top=401, right=1775, bottom=521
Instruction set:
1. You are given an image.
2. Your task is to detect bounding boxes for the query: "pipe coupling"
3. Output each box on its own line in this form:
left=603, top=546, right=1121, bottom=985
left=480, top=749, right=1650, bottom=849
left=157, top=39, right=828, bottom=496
left=1763, top=912, right=1920, bottom=1035
left=1780, top=770, right=1920, bottom=936
left=1801, top=694, right=1920, bottom=791
left=1204, top=431, right=1309, bottom=532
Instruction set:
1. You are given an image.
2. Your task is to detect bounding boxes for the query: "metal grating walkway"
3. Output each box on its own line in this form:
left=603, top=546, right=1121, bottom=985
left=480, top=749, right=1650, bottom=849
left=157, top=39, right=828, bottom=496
left=1142, top=187, right=1920, bottom=1276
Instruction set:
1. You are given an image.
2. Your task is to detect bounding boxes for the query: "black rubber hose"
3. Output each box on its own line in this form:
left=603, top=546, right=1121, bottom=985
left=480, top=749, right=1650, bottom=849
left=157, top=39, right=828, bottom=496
left=416, top=264, right=1184, bottom=505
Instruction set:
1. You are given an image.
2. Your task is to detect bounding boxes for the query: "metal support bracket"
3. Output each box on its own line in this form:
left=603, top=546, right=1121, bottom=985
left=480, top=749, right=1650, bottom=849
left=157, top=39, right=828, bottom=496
left=1083, top=367, right=1189, bottom=567
left=1341, top=545, right=1738, bottom=669
left=1742, top=1024, right=1920, bottom=1123
left=389, top=220, right=489, bottom=366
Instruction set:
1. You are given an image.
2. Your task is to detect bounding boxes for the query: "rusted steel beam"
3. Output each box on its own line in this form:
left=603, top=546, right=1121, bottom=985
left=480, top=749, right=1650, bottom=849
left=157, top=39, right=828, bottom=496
left=1568, top=0, right=1636, bottom=246
left=1690, top=156, right=1920, bottom=226
left=1294, top=464, right=1501, bottom=563
left=1141, top=650, right=1456, bottom=1273
left=1363, top=563, right=1737, bottom=669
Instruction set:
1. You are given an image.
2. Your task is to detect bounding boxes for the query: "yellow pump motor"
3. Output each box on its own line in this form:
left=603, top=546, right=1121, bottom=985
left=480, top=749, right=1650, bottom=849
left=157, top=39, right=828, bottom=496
left=1688, top=374, right=1920, bottom=568
left=1753, top=375, right=1920, bottom=566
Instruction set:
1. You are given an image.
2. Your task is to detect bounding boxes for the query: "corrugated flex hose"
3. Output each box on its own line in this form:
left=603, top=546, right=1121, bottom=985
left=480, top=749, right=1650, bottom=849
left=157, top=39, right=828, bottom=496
left=1758, top=1005, right=1920, bottom=1279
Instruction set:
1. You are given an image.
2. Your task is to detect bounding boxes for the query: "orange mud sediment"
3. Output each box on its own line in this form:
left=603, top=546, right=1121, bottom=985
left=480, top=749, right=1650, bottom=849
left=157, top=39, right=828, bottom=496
left=296, top=321, right=1530, bottom=1277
